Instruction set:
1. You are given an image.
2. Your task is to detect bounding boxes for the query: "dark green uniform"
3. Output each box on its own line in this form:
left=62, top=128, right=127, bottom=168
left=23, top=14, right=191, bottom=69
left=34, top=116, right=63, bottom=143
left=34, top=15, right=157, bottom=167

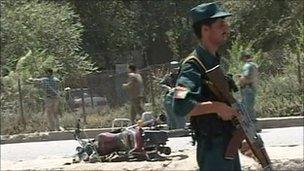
left=173, top=46, right=241, bottom=171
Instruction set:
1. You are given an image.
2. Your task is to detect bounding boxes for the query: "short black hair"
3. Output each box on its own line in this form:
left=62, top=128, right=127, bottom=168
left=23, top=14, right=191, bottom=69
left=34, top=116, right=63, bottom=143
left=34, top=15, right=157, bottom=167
left=128, top=64, right=137, bottom=72
left=45, top=68, right=53, bottom=75
left=240, top=55, right=252, bottom=60
left=192, top=18, right=218, bottom=39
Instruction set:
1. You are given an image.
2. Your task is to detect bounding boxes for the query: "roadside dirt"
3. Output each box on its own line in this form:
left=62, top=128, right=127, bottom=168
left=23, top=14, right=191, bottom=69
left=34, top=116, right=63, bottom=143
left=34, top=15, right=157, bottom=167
left=2, top=146, right=303, bottom=170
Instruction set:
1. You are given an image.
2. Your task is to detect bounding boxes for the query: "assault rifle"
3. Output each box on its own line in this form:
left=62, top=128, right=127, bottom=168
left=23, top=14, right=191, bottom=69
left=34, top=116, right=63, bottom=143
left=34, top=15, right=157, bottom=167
left=183, top=55, right=272, bottom=170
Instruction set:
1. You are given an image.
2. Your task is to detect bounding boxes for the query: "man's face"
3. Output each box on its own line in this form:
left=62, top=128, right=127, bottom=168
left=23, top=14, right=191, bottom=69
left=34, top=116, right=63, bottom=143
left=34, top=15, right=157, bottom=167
left=172, top=68, right=179, bottom=74
left=203, top=18, right=230, bottom=45
left=45, top=71, right=52, bottom=76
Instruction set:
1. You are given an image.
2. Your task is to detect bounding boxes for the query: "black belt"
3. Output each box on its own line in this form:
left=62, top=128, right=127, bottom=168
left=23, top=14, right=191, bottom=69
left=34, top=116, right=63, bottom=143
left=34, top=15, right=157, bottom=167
left=190, top=114, right=235, bottom=138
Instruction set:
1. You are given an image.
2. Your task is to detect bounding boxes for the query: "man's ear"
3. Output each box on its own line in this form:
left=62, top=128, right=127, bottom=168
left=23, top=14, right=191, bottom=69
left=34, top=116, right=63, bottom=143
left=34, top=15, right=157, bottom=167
left=201, top=25, right=209, bottom=36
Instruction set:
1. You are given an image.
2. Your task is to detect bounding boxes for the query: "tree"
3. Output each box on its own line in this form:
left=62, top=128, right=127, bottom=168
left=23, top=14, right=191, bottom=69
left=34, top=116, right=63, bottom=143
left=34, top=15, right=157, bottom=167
left=0, top=0, right=95, bottom=125
left=1, top=0, right=94, bottom=80
left=293, top=21, right=304, bottom=91
left=70, top=1, right=140, bottom=69
left=223, top=0, right=303, bottom=52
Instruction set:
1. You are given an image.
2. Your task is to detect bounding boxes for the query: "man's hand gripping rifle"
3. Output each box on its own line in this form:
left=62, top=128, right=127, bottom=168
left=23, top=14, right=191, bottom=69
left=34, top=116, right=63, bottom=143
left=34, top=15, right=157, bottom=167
left=206, top=68, right=272, bottom=170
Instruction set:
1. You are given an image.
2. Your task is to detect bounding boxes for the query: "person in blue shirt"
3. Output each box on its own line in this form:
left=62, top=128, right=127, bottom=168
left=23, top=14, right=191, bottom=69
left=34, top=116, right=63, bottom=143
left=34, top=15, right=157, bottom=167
left=29, top=68, right=61, bottom=131
left=236, top=51, right=259, bottom=125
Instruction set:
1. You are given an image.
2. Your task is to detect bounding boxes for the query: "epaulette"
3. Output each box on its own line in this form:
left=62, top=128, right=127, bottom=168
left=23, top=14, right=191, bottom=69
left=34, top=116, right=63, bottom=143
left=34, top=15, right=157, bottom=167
left=181, top=55, right=207, bottom=72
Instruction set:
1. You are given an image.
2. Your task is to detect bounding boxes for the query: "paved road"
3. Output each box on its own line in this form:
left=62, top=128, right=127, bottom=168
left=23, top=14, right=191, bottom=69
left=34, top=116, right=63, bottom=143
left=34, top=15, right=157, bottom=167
left=1, top=126, right=303, bottom=162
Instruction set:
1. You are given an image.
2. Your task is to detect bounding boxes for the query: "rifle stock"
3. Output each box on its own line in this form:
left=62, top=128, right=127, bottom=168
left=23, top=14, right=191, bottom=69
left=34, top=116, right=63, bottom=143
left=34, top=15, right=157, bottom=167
left=231, top=103, right=272, bottom=169
left=224, top=128, right=246, bottom=159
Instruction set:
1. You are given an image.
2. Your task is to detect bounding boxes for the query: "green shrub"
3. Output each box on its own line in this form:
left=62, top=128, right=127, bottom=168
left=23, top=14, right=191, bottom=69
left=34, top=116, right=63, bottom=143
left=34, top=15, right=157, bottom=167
left=1, top=0, right=94, bottom=78
left=228, top=31, right=303, bottom=118
left=256, top=74, right=303, bottom=117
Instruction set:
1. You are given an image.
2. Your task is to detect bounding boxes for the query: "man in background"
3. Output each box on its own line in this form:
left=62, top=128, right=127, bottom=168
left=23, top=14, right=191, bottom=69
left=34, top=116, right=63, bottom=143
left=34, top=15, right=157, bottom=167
left=29, top=68, right=61, bottom=131
left=122, top=64, right=145, bottom=124
left=160, top=61, right=186, bottom=129
left=236, top=51, right=259, bottom=126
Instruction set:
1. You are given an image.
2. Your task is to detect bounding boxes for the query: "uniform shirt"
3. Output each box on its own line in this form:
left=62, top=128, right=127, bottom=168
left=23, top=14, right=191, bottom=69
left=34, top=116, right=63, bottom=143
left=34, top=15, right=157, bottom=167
left=173, top=45, right=222, bottom=117
left=242, top=61, right=258, bottom=87
left=40, top=76, right=60, bottom=98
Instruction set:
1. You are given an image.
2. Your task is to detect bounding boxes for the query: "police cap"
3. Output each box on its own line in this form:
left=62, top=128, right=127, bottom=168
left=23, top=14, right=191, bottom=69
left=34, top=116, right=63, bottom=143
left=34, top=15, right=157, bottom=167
left=190, top=2, right=231, bottom=25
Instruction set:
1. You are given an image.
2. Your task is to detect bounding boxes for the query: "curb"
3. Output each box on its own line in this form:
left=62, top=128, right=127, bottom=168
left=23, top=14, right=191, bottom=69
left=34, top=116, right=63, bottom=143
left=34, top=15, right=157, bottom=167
left=257, top=116, right=304, bottom=129
left=1, top=116, right=303, bottom=144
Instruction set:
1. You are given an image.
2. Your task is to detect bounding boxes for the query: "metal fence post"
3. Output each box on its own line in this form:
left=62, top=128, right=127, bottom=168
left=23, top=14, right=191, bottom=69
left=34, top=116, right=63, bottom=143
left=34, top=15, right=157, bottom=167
left=17, top=78, right=26, bottom=128
left=149, top=70, right=156, bottom=112
left=89, top=87, right=94, bottom=109
left=80, top=87, right=86, bottom=124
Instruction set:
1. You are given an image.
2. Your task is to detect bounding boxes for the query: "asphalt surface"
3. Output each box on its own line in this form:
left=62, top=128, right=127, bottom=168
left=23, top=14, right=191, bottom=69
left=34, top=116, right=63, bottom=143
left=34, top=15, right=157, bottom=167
left=1, top=126, right=303, bottom=163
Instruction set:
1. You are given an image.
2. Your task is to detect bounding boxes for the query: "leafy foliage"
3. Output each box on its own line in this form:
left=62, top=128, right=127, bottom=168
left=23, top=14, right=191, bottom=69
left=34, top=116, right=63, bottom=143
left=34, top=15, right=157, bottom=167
left=66, top=0, right=304, bottom=69
left=0, top=0, right=95, bottom=132
left=224, top=0, right=303, bottom=51
left=227, top=35, right=262, bottom=75
left=293, top=21, right=304, bottom=90
left=228, top=21, right=304, bottom=118
left=257, top=74, right=303, bottom=117
left=1, top=0, right=94, bottom=78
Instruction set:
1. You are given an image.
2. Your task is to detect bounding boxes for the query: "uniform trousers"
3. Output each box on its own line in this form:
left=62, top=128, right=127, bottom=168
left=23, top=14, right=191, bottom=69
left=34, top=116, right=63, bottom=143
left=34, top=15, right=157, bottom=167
left=196, top=133, right=241, bottom=171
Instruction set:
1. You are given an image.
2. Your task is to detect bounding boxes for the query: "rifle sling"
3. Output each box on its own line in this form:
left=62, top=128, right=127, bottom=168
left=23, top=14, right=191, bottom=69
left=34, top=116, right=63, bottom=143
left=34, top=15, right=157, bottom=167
left=182, top=55, right=223, bottom=101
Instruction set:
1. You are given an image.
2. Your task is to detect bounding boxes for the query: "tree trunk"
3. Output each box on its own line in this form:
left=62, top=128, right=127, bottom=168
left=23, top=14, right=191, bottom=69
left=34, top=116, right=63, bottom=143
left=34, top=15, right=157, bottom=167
left=296, top=52, right=303, bottom=91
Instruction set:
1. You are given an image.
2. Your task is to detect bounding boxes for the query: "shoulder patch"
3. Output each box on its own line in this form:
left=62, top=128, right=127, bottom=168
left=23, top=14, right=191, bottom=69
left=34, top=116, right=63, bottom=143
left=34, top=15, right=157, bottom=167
left=183, top=55, right=207, bottom=71
left=173, top=86, right=189, bottom=99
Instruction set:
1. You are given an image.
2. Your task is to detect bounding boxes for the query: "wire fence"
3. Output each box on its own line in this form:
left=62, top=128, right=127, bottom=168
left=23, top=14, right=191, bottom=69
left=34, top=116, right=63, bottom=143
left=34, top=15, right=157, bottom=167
left=1, top=63, right=172, bottom=131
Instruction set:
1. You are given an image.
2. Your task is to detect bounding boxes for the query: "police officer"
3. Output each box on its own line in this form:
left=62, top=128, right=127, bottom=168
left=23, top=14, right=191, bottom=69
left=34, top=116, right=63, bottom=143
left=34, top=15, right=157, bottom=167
left=172, top=2, right=241, bottom=170
left=236, top=51, right=259, bottom=125
left=160, top=61, right=186, bottom=129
